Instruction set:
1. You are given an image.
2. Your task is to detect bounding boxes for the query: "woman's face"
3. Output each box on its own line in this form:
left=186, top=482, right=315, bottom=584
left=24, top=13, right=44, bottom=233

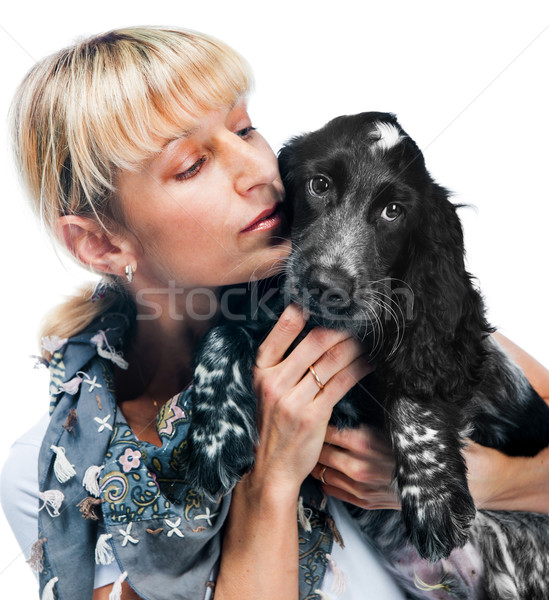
left=116, top=98, right=291, bottom=289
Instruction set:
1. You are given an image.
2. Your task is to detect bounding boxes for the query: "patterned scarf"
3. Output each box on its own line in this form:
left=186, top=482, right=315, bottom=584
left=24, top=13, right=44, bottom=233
left=35, top=306, right=334, bottom=600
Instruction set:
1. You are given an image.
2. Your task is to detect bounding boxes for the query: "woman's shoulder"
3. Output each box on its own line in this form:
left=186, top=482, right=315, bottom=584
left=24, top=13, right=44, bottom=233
left=1, top=412, right=49, bottom=488
left=4, top=413, right=50, bottom=450
left=1, top=413, right=123, bottom=589
left=0, top=413, right=49, bottom=559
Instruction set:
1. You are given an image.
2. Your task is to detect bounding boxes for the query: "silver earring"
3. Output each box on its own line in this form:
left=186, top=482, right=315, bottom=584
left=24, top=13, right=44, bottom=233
left=124, top=264, right=135, bottom=283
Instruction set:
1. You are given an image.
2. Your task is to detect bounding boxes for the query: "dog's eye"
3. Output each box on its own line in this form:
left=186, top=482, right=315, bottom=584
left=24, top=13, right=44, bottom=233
left=380, top=203, right=403, bottom=222
left=308, top=176, right=331, bottom=198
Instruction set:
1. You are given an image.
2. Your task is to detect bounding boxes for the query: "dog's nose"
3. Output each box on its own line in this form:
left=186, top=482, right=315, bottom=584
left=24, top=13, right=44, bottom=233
left=306, top=267, right=354, bottom=306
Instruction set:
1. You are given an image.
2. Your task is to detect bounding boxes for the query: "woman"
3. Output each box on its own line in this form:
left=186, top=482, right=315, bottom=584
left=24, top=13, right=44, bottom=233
left=1, top=26, right=548, bottom=600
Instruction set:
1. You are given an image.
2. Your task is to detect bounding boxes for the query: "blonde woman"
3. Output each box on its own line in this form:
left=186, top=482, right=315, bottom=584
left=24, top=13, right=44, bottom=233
left=1, top=26, right=548, bottom=600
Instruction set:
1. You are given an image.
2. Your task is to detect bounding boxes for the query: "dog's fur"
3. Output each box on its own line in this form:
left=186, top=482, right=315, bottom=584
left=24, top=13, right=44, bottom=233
left=184, top=112, right=549, bottom=599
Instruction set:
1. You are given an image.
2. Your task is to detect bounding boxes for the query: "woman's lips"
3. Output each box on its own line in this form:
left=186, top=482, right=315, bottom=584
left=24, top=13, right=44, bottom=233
left=240, top=204, right=282, bottom=233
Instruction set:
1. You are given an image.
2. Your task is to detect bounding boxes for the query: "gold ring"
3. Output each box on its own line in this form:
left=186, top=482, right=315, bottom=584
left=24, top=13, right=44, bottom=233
left=308, top=364, right=325, bottom=390
left=320, top=465, right=328, bottom=485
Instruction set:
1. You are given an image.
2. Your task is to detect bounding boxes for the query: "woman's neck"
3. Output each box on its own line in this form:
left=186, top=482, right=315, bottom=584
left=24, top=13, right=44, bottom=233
left=117, top=285, right=221, bottom=403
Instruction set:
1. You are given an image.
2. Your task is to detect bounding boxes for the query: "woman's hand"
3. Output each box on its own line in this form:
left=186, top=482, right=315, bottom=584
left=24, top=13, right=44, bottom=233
left=465, top=332, right=549, bottom=513
left=310, top=426, right=549, bottom=515
left=309, top=427, right=548, bottom=513
left=304, top=332, right=549, bottom=516
left=311, top=425, right=400, bottom=510
left=464, top=440, right=549, bottom=513
left=215, top=303, right=374, bottom=600
left=250, top=303, right=375, bottom=497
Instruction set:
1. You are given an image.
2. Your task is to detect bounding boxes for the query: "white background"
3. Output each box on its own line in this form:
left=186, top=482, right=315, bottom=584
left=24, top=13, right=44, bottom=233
left=1, top=1, right=548, bottom=597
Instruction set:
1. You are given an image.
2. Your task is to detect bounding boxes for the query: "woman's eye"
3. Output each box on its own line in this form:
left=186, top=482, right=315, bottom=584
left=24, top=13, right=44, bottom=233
left=175, top=157, right=206, bottom=181
left=308, top=175, right=331, bottom=198
left=237, top=126, right=256, bottom=138
left=380, top=203, right=403, bottom=222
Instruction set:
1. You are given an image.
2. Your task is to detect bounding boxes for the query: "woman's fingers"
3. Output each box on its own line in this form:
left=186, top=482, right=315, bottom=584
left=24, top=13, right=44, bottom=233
left=310, top=425, right=399, bottom=509
left=255, top=303, right=372, bottom=399
left=316, top=441, right=394, bottom=485
left=297, top=345, right=374, bottom=403
left=324, top=424, right=388, bottom=455
left=320, top=480, right=400, bottom=510
left=255, top=303, right=355, bottom=377
left=254, top=304, right=308, bottom=369
left=311, top=460, right=400, bottom=510
left=297, top=354, right=374, bottom=411
left=280, top=326, right=354, bottom=385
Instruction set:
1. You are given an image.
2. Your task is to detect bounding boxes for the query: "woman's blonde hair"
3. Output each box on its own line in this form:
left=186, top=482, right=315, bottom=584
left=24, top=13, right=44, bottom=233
left=10, top=26, right=253, bottom=351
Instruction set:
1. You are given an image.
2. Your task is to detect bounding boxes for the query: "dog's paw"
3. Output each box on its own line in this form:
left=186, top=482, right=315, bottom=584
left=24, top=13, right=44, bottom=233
left=184, top=387, right=257, bottom=496
left=183, top=327, right=259, bottom=496
left=184, top=428, right=255, bottom=496
left=402, top=484, right=476, bottom=561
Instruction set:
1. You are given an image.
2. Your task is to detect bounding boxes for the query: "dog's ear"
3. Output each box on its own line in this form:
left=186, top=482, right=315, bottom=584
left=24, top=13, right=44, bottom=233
left=394, top=183, right=493, bottom=396
left=277, top=136, right=301, bottom=193
left=401, top=184, right=489, bottom=339
left=278, top=136, right=303, bottom=227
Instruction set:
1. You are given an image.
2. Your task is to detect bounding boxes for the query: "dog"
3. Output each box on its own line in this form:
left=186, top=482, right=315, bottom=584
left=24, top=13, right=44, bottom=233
left=184, top=112, right=549, bottom=598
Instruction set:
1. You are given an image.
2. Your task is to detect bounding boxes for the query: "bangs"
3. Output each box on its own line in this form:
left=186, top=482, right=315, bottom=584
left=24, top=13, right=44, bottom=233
left=10, top=26, right=253, bottom=233
left=78, top=27, right=254, bottom=171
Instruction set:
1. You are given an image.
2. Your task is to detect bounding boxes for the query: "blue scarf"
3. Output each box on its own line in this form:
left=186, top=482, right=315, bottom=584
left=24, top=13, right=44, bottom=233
left=36, top=306, right=334, bottom=600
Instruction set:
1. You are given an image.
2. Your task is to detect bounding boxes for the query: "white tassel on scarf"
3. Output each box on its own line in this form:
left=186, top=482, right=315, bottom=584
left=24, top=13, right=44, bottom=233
left=95, top=533, right=115, bottom=565
left=41, top=576, right=59, bottom=600
left=41, top=336, right=68, bottom=354
left=313, top=590, right=334, bottom=600
left=83, top=465, right=103, bottom=497
left=50, top=445, right=76, bottom=483
left=91, top=331, right=129, bottom=370
left=319, top=492, right=328, bottom=512
left=297, top=496, right=313, bottom=533
left=109, top=570, right=128, bottom=600
left=38, top=490, right=64, bottom=517
left=58, top=375, right=83, bottom=395
left=326, top=553, right=347, bottom=596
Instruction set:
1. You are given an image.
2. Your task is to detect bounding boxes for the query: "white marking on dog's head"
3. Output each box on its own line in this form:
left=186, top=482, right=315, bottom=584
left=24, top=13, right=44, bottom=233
left=370, top=121, right=403, bottom=153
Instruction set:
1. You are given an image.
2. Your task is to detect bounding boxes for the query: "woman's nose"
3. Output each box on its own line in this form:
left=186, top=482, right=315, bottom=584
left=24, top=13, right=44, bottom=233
left=224, top=134, right=280, bottom=195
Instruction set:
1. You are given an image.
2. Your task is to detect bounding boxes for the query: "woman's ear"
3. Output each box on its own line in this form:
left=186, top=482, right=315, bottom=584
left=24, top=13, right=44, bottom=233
left=55, top=215, right=137, bottom=278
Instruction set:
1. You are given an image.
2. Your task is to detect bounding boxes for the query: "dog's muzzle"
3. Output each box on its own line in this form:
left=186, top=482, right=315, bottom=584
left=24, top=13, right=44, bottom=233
left=304, top=266, right=354, bottom=310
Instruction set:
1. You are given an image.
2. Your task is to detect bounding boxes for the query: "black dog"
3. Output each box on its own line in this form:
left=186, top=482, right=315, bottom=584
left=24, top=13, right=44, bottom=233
left=184, top=112, right=549, bottom=597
